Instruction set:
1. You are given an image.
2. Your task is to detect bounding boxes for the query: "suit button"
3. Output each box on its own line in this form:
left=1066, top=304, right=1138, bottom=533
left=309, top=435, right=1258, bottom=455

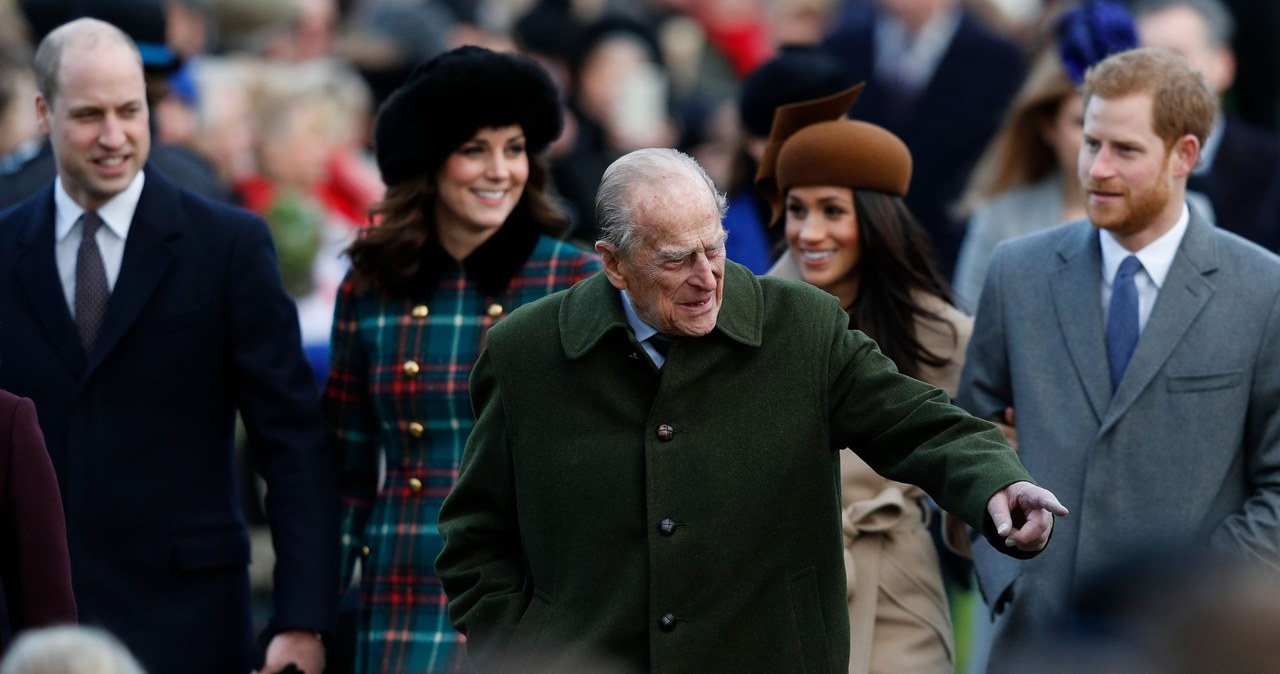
left=408, top=422, right=425, bottom=438
left=658, top=518, right=677, bottom=536
left=408, top=477, right=423, bottom=494
left=659, top=613, right=678, bottom=632
left=403, top=360, right=420, bottom=377
left=487, top=303, right=504, bottom=318
left=411, top=304, right=429, bottom=318
left=656, top=424, right=674, bottom=441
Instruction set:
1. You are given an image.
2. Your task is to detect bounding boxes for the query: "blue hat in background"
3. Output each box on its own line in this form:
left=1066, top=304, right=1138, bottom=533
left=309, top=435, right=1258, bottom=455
left=1056, top=0, right=1139, bottom=84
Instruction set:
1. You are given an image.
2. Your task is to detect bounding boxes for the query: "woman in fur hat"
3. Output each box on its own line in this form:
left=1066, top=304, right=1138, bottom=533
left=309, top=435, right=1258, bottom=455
left=324, top=45, right=601, bottom=673
left=758, top=85, right=968, bottom=674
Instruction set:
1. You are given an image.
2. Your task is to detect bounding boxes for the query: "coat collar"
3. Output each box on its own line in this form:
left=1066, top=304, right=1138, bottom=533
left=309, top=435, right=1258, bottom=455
left=417, top=214, right=541, bottom=297
left=12, top=165, right=180, bottom=379
left=559, top=260, right=764, bottom=359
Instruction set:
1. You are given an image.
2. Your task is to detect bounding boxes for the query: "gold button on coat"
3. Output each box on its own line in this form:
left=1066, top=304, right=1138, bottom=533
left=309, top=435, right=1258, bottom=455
left=408, top=422, right=425, bottom=438
left=408, top=477, right=423, bottom=494
left=402, top=360, right=420, bottom=377
left=361, top=546, right=370, bottom=557
left=411, top=305, right=429, bottom=318
left=487, top=303, right=504, bottom=318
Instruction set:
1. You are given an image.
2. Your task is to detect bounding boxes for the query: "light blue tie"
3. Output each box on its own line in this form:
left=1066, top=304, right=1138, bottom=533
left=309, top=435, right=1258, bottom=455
left=1106, top=255, right=1142, bottom=391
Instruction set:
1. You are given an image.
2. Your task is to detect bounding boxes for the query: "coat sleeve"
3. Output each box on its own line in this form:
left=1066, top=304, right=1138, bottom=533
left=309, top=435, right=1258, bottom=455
left=226, top=215, right=338, bottom=634
left=323, top=273, right=381, bottom=592
left=2, top=395, right=78, bottom=630
left=436, top=345, right=528, bottom=666
left=823, top=292, right=1036, bottom=558
left=1213, top=289, right=1280, bottom=567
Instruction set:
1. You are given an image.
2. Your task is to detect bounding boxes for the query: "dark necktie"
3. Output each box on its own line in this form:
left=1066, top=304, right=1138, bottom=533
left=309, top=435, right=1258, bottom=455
left=75, top=211, right=110, bottom=354
left=648, top=333, right=677, bottom=358
left=1106, top=255, right=1142, bottom=390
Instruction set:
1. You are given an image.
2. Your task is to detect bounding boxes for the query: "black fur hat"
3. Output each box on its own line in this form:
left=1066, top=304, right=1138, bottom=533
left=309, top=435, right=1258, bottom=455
left=374, top=45, right=563, bottom=185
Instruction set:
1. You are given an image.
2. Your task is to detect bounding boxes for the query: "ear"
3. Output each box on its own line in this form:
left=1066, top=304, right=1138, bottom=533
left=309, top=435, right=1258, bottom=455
left=35, top=94, right=51, bottom=136
left=1170, top=133, right=1200, bottom=178
left=595, top=241, right=629, bottom=291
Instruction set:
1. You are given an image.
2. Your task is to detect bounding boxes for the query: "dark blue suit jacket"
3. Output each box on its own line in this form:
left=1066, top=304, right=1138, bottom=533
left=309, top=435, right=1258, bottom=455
left=822, top=5, right=1025, bottom=277
left=0, top=167, right=336, bottom=673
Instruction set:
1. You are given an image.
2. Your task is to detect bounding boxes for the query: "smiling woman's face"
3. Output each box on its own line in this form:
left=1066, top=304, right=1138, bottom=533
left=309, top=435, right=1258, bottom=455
left=784, top=185, right=860, bottom=305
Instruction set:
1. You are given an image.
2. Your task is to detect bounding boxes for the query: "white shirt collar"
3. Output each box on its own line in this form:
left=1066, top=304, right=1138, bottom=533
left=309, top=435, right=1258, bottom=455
left=1100, top=202, right=1190, bottom=289
left=54, top=170, right=146, bottom=243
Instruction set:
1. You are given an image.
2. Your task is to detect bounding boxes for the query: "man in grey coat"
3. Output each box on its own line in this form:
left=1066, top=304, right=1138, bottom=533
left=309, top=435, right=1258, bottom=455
left=437, top=148, right=1067, bottom=673
left=958, top=47, right=1280, bottom=670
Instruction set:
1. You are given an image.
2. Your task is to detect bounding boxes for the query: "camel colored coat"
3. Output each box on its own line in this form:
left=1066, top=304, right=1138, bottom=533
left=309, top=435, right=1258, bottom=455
left=771, top=254, right=973, bottom=674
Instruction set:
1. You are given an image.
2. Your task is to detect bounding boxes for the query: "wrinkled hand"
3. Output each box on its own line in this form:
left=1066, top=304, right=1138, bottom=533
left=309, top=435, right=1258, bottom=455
left=253, top=630, right=325, bottom=674
left=987, top=481, right=1067, bottom=553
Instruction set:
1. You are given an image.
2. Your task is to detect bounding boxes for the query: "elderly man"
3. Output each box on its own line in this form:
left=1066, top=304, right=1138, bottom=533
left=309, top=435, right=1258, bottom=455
left=436, top=147, right=1065, bottom=672
left=958, top=47, right=1280, bottom=670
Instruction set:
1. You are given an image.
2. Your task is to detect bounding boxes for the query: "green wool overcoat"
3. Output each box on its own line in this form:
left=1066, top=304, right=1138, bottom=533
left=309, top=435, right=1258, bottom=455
left=436, top=261, right=1034, bottom=673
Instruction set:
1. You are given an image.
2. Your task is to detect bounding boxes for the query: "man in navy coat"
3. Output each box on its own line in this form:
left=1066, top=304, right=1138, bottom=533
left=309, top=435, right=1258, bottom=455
left=0, top=18, right=336, bottom=674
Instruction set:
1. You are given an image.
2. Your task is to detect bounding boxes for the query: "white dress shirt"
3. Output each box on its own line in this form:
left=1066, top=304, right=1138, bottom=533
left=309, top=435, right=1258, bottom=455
left=54, top=171, right=145, bottom=316
left=1099, top=202, right=1190, bottom=335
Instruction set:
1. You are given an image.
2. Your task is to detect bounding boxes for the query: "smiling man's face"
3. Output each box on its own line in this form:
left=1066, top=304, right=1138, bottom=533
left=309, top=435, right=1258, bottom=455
left=38, top=35, right=150, bottom=211
left=599, top=175, right=727, bottom=338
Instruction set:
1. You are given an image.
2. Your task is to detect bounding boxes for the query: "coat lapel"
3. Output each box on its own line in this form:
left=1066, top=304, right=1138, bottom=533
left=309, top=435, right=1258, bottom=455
left=85, top=169, right=178, bottom=378
left=13, top=187, right=86, bottom=374
left=1101, top=212, right=1216, bottom=433
left=1049, top=223, right=1111, bottom=423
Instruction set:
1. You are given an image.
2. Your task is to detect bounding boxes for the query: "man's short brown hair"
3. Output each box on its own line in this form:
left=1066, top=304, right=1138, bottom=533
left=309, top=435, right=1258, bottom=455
left=1083, top=47, right=1218, bottom=150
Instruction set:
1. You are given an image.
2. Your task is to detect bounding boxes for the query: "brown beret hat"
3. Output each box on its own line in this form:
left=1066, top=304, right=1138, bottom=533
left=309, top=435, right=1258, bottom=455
left=755, top=84, right=912, bottom=225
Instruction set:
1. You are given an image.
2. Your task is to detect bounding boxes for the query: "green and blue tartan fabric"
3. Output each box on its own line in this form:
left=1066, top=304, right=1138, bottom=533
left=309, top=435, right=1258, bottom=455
left=325, top=235, right=600, bottom=673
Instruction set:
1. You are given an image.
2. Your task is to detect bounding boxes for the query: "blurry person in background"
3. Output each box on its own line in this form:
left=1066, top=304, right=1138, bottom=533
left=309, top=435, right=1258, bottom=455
left=0, top=43, right=41, bottom=173
left=725, top=47, right=851, bottom=273
left=820, top=0, right=1026, bottom=278
left=1133, top=0, right=1280, bottom=252
left=953, top=1, right=1139, bottom=311
left=0, top=389, right=77, bottom=651
left=760, top=85, right=969, bottom=674
left=555, top=15, right=677, bottom=242
left=325, top=46, right=601, bottom=673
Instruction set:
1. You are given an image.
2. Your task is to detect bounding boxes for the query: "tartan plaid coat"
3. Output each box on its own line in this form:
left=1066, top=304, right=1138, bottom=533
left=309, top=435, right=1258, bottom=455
left=325, top=225, right=600, bottom=673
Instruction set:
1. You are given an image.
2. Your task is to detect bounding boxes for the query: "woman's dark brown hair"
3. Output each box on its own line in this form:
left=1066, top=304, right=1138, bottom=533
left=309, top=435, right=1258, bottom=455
left=847, top=190, right=957, bottom=380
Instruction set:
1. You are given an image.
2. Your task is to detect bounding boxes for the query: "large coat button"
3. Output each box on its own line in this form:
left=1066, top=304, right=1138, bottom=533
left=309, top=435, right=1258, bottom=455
left=408, top=421, right=425, bottom=438
left=659, top=613, right=678, bottom=632
left=487, top=303, right=504, bottom=318
left=411, top=304, right=429, bottom=318
left=403, top=360, right=420, bottom=377
left=656, top=424, right=674, bottom=441
left=408, top=477, right=423, bottom=494
left=659, top=518, right=678, bottom=536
